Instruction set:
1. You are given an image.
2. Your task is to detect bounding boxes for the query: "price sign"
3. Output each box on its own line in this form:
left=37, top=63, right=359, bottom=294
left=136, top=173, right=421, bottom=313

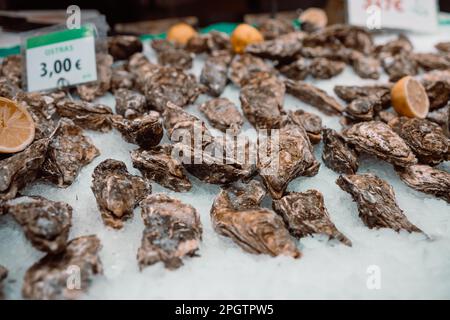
left=347, top=0, right=439, bottom=33
left=25, top=25, right=97, bottom=92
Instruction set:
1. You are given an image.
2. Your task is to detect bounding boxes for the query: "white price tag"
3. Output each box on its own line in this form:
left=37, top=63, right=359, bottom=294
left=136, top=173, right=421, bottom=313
left=25, top=25, right=97, bottom=92
left=347, top=0, right=439, bottom=33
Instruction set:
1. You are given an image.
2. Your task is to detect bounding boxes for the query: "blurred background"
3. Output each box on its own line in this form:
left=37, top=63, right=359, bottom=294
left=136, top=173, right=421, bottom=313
left=0, top=0, right=449, bottom=34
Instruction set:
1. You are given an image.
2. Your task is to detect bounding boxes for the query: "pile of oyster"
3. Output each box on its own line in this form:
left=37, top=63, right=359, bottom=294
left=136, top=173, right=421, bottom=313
left=0, top=22, right=449, bottom=300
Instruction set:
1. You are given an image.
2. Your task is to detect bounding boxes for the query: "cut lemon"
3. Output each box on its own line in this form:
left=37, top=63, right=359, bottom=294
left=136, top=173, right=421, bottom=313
left=231, top=23, right=264, bottom=54
left=167, top=23, right=198, bottom=45
left=391, top=76, right=430, bottom=119
left=299, top=8, right=328, bottom=29
left=0, top=97, right=35, bottom=154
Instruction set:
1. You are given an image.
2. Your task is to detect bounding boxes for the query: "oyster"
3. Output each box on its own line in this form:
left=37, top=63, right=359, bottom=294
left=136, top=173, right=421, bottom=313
left=424, top=80, right=450, bottom=111
left=144, top=66, right=203, bottom=111
left=278, top=57, right=309, bottom=81
left=427, top=104, right=449, bottom=136
left=200, top=50, right=232, bottom=97
left=137, top=194, right=202, bottom=270
left=110, top=66, right=135, bottom=92
left=212, top=180, right=301, bottom=255
left=412, top=53, right=450, bottom=71
left=22, top=235, right=103, bottom=300
left=5, top=196, right=72, bottom=253
left=91, top=159, right=150, bottom=229
left=350, top=51, right=381, bottom=79
left=0, top=77, right=19, bottom=99
left=309, top=58, right=346, bottom=79
left=258, top=18, right=295, bottom=40
left=334, top=84, right=392, bottom=105
left=111, top=112, right=163, bottom=149
left=163, top=103, right=255, bottom=184
left=285, top=79, right=344, bottom=115
left=185, top=31, right=231, bottom=53
left=343, top=121, right=417, bottom=167
left=56, top=100, right=113, bottom=132
left=131, top=145, right=192, bottom=192
left=382, top=53, right=418, bottom=82
left=259, top=122, right=320, bottom=199
left=303, top=25, right=374, bottom=54
left=239, top=72, right=285, bottom=129
left=41, top=118, right=99, bottom=187
left=0, top=138, right=49, bottom=201
left=343, top=94, right=385, bottom=122
left=272, top=190, right=351, bottom=246
left=435, top=41, right=450, bottom=53
left=245, top=32, right=304, bottom=62
left=396, top=165, right=450, bottom=203
left=336, top=174, right=422, bottom=232
left=0, top=265, right=7, bottom=299
left=199, top=97, right=243, bottom=134
left=108, top=35, right=143, bottom=60
left=0, top=55, right=22, bottom=88
left=389, top=117, right=449, bottom=166
left=229, top=54, right=274, bottom=87
left=211, top=180, right=300, bottom=258
left=126, top=53, right=160, bottom=92
left=286, top=109, right=323, bottom=144
left=114, top=88, right=148, bottom=119
left=77, top=53, right=113, bottom=101
left=151, top=39, right=193, bottom=69
left=322, top=128, right=359, bottom=174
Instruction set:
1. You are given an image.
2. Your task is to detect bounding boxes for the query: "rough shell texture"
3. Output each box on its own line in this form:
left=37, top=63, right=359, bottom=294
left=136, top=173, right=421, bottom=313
left=131, top=145, right=192, bottom=192
left=257, top=18, right=295, bottom=40
left=239, top=72, right=285, bottom=129
left=336, top=174, right=422, bottom=233
left=322, top=128, right=359, bottom=175
left=91, top=159, right=151, bottom=229
left=111, top=112, right=163, bottom=149
left=114, top=89, right=148, bottom=119
left=259, top=122, right=320, bottom=199
left=41, top=118, right=100, bottom=187
left=285, top=79, right=344, bottom=115
left=200, top=50, right=232, bottom=97
left=0, top=265, right=7, bottom=299
left=0, top=55, right=22, bottom=87
left=286, top=109, right=323, bottom=144
left=229, top=54, right=274, bottom=87
left=278, top=58, right=309, bottom=81
left=396, top=165, right=450, bottom=203
left=22, top=235, right=103, bottom=300
left=5, top=196, right=72, bottom=254
left=343, top=121, right=417, bottom=167
left=272, top=190, right=352, bottom=246
left=245, top=32, right=304, bottom=62
left=334, top=84, right=392, bottom=105
left=389, top=117, right=449, bottom=166
left=199, top=97, right=243, bottom=134
left=309, top=58, right=346, bottom=79
left=56, top=100, right=113, bottom=132
left=108, top=35, right=143, bottom=60
left=0, top=139, right=49, bottom=201
left=138, top=194, right=202, bottom=270
left=144, top=66, right=203, bottom=111
left=211, top=180, right=300, bottom=258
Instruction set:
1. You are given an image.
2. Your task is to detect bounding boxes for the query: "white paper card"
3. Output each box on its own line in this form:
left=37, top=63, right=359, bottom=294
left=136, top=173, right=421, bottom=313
left=25, top=25, right=97, bottom=92
left=347, top=0, right=439, bottom=33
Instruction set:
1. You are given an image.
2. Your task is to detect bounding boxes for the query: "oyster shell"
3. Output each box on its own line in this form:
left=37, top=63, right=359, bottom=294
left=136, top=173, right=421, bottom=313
left=322, top=128, right=359, bottom=174
left=91, top=159, right=150, bottom=229
left=336, top=174, right=422, bottom=233
left=137, top=194, right=202, bottom=270
left=273, top=190, right=352, bottom=246
left=199, top=97, right=243, bottom=134
left=5, top=196, right=72, bottom=253
left=56, top=100, right=113, bottom=132
left=211, top=180, right=300, bottom=258
left=342, top=121, right=417, bottom=167
left=22, top=235, right=103, bottom=300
